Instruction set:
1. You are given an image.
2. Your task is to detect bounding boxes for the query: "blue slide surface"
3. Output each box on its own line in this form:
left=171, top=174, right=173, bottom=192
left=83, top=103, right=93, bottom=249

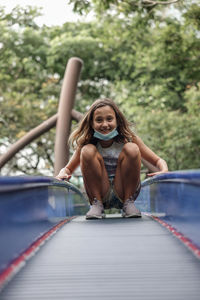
left=0, top=176, right=87, bottom=277
left=0, top=170, right=200, bottom=290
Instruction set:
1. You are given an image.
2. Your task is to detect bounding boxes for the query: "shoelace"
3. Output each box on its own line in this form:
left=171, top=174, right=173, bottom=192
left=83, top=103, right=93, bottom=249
left=92, top=198, right=98, bottom=204
left=92, top=198, right=103, bottom=207
left=123, top=196, right=135, bottom=208
left=89, top=199, right=104, bottom=216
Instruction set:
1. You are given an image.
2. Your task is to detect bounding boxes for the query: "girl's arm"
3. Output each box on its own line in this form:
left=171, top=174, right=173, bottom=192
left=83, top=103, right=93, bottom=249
left=135, top=136, right=168, bottom=177
left=55, top=148, right=81, bottom=181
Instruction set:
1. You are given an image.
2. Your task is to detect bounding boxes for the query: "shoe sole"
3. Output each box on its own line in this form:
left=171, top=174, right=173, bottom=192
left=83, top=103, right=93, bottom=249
left=86, top=214, right=106, bottom=220
left=122, top=213, right=141, bottom=218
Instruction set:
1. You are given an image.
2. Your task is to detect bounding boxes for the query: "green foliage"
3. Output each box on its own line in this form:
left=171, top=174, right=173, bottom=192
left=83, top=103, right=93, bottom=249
left=136, top=107, right=200, bottom=171
left=0, top=6, right=58, bottom=175
left=183, top=3, right=200, bottom=30
left=68, top=0, right=182, bottom=15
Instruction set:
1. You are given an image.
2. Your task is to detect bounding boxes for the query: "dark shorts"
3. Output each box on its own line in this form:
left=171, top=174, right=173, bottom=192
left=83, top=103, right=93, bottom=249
left=102, top=179, right=141, bottom=209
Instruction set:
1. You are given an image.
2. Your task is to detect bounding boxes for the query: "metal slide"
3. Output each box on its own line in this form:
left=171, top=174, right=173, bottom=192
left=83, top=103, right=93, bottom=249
left=0, top=171, right=200, bottom=299
left=1, top=214, right=200, bottom=300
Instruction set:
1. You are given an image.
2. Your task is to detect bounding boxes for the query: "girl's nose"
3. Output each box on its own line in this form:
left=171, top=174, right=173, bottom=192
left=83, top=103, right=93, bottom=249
left=102, top=120, right=108, bottom=127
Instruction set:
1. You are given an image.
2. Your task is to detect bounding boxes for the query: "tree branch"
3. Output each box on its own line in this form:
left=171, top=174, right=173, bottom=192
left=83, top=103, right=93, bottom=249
left=142, top=0, right=180, bottom=6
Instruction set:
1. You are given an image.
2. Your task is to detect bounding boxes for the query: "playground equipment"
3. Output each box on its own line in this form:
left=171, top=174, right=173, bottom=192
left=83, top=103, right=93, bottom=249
left=0, top=171, right=200, bottom=299
left=54, top=57, right=83, bottom=175
left=0, top=57, right=200, bottom=299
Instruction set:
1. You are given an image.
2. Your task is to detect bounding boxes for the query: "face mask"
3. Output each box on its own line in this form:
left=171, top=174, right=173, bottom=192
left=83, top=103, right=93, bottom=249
left=93, top=128, right=119, bottom=141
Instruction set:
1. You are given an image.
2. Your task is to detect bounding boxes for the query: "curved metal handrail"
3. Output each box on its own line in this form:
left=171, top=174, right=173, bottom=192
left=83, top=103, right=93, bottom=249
left=141, top=169, right=200, bottom=186
left=0, top=110, right=83, bottom=170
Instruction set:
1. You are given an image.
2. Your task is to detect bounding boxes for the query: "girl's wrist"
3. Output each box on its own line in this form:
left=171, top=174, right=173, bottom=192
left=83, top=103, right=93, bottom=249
left=64, top=167, right=71, bottom=174
left=157, top=159, right=168, bottom=172
left=160, top=169, right=168, bottom=173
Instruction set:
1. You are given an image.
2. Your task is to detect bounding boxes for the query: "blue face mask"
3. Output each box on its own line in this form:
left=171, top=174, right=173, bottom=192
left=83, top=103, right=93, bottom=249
left=93, top=128, right=119, bottom=141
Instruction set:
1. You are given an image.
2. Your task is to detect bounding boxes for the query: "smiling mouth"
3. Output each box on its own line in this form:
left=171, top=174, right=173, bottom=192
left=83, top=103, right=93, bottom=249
left=100, top=130, right=110, bottom=134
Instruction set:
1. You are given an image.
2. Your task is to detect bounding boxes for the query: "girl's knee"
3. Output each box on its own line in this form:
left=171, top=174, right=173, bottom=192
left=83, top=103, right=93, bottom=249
left=122, top=142, right=140, bottom=160
left=80, top=144, right=98, bottom=161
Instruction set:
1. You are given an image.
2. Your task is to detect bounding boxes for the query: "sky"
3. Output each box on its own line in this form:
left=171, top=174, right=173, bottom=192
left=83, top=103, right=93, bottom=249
left=0, top=0, right=88, bottom=26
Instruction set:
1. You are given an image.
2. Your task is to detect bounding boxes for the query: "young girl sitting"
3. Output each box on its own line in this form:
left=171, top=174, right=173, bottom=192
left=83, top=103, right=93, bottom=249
left=56, top=98, right=168, bottom=219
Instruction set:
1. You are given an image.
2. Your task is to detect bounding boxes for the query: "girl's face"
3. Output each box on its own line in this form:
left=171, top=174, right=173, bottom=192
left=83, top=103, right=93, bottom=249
left=92, top=105, right=117, bottom=134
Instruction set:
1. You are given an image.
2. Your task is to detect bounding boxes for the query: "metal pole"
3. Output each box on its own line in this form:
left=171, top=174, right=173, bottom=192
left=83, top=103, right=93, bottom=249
left=54, top=57, right=83, bottom=176
left=0, top=110, right=83, bottom=170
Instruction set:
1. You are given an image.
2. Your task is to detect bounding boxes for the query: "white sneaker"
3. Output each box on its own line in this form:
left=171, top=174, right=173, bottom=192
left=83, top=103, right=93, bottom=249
left=86, top=199, right=105, bottom=219
left=122, top=197, right=141, bottom=218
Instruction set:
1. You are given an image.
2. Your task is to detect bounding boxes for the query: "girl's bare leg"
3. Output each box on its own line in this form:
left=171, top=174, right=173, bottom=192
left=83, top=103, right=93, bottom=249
left=114, top=143, right=141, bottom=201
left=80, top=144, right=110, bottom=203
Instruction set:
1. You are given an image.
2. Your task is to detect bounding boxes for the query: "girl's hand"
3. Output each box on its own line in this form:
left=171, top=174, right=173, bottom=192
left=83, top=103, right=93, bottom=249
left=55, top=167, right=72, bottom=181
left=147, top=158, right=168, bottom=177
left=147, top=170, right=168, bottom=177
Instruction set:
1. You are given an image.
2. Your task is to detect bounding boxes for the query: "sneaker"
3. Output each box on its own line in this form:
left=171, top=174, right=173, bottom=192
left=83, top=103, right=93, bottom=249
left=86, top=198, right=105, bottom=220
left=122, top=197, right=141, bottom=218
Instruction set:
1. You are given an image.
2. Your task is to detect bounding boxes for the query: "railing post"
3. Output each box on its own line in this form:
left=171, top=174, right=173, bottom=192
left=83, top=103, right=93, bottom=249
left=54, top=57, right=83, bottom=176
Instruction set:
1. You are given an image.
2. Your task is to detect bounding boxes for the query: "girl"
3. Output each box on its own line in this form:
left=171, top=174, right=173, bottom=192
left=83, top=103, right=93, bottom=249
left=56, top=98, right=168, bottom=219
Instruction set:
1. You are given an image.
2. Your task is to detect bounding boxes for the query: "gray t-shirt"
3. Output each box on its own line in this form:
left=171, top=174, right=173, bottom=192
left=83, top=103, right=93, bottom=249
left=96, top=141, right=124, bottom=178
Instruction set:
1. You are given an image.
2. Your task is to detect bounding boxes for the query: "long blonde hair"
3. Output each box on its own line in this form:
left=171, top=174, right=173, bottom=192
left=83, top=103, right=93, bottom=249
left=70, top=98, right=136, bottom=149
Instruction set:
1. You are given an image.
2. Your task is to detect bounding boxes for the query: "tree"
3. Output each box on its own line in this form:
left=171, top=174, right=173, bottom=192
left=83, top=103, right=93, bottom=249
left=0, top=6, right=58, bottom=175
left=0, top=2, right=199, bottom=175
left=68, top=0, right=181, bottom=15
